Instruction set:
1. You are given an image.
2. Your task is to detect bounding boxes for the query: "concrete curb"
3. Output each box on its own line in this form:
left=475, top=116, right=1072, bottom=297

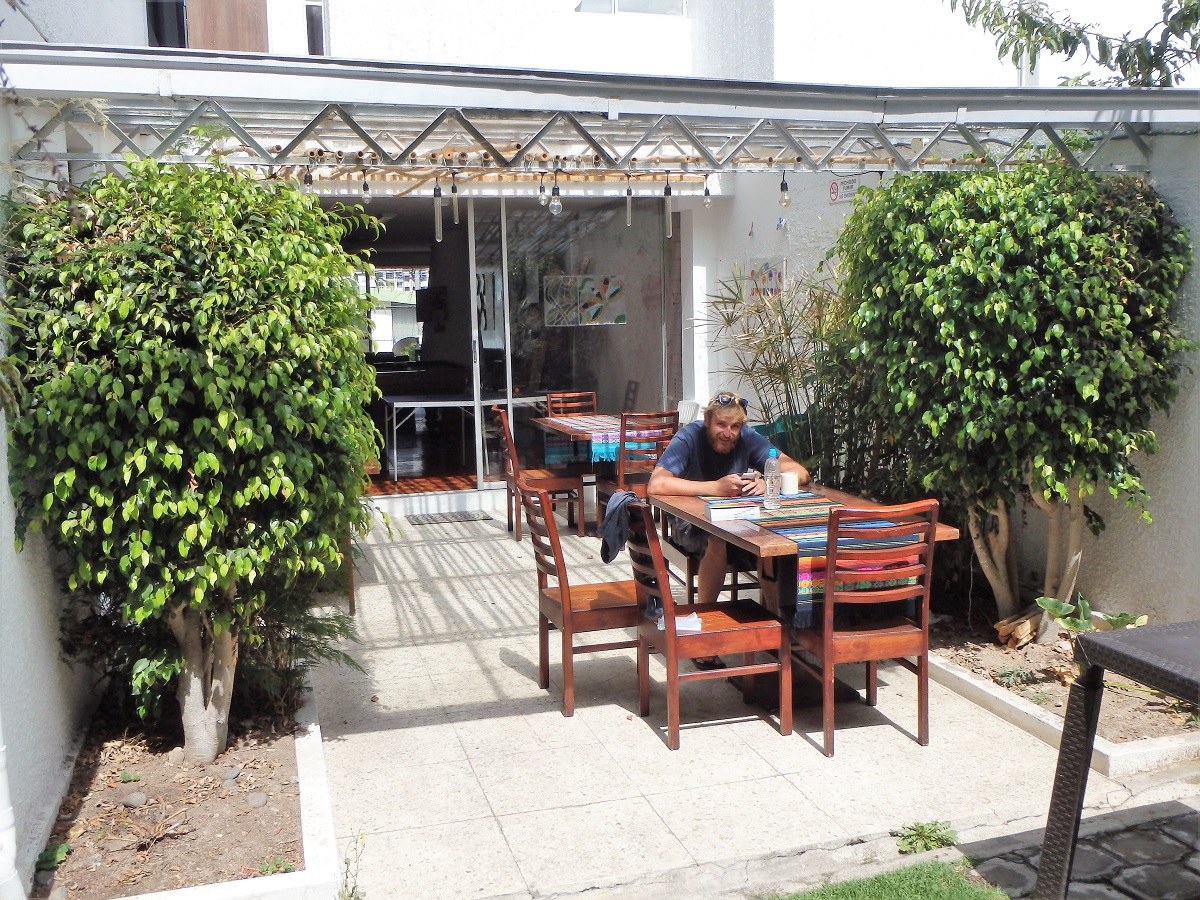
left=928, top=654, right=1200, bottom=777
left=125, top=681, right=339, bottom=900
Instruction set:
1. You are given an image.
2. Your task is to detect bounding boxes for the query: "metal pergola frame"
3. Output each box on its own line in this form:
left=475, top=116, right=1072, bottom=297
left=4, top=43, right=1199, bottom=194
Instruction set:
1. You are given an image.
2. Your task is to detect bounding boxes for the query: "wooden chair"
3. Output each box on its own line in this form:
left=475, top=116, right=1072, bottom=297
left=543, top=391, right=597, bottom=470
left=492, top=405, right=585, bottom=541
left=594, top=410, right=678, bottom=531
left=546, top=391, right=597, bottom=416
left=791, top=499, right=939, bottom=757
left=626, top=501, right=791, bottom=750
left=521, top=486, right=641, bottom=716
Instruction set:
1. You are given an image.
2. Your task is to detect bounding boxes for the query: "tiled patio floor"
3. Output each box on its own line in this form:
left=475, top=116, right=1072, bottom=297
left=310, top=496, right=1200, bottom=899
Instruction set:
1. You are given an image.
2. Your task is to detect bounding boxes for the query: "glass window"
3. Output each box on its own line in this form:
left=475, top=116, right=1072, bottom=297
left=147, top=0, right=187, bottom=47
left=305, top=0, right=327, bottom=56
left=360, top=267, right=430, bottom=356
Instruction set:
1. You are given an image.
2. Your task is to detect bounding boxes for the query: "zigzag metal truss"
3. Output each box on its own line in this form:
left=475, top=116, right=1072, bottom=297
left=5, top=45, right=1197, bottom=191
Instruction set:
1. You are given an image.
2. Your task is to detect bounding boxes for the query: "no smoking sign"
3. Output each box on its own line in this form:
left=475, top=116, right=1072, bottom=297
left=829, top=176, right=859, bottom=204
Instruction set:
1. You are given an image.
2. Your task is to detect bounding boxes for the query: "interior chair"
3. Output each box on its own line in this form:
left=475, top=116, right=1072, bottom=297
left=543, top=391, right=598, bottom=470
left=492, top=405, right=585, bottom=541
left=594, top=410, right=678, bottom=531
left=625, top=501, right=791, bottom=749
left=546, top=391, right=597, bottom=416
left=521, top=486, right=641, bottom=716
left=791, top=499, right=939, bottom=757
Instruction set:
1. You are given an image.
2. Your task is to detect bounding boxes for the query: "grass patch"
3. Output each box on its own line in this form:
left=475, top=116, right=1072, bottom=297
left=772, top=860, right=1006, bottom=899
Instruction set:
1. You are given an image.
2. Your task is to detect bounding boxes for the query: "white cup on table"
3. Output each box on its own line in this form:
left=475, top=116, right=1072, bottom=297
left=780, top=471, right=800, bottom=495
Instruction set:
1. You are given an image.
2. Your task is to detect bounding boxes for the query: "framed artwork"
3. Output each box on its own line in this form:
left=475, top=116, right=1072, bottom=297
left=746, top=260, right=785, bottom=301
left=543, top=274, right=627, bottom=326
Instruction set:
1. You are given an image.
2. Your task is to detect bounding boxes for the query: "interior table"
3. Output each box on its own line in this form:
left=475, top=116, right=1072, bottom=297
left=530, top=413, right=624, bottom=464
left=648, top=487, right=961, bottom=621
left=382, top=392, right=546, bottom=477
left=1032, top=621, right=1200, bottom=899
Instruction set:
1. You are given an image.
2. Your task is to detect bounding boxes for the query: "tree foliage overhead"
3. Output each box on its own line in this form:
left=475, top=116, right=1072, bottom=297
left=949, top=0, right=1200, bottom=86
left=4, top=157, right=379, bottom=761
left=833, top=164, right=1193, bottom=618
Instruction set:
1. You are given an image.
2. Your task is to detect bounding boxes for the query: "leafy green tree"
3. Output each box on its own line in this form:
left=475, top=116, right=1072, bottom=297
left=833, top=165, right=1193, bottom=619
left=949, top=0, right=1200, bottom=86
left=4, top=158, right=379, bottom=763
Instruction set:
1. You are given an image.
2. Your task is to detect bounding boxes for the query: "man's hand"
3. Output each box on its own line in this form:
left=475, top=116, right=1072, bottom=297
left=715, top=473, right=761, bottom=497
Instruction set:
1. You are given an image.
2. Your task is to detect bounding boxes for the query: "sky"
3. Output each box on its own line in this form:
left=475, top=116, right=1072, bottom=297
left=773, top=0, right=1196, bottom=88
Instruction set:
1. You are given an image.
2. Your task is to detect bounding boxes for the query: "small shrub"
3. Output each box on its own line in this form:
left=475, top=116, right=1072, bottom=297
left=36, top=843, right=71, bottom=871
left=257, top=856, right=295, bottom=875
left=893, top=820, right=958, bottom=854
left=994, top=667, right=1034, bottom=688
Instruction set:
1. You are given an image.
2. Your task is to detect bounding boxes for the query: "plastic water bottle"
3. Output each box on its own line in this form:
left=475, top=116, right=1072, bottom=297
left=763, top=448, right=782, bottom=510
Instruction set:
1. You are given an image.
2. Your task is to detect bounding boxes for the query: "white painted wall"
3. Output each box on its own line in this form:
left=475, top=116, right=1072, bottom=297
left=0, top=112, right=99, bottom=895
left=322, top=0, right=695, bottom=76
left=1040, top=133, right=1200, bottom=625
left=676, top=169, right=876, bottom=409
left=5, top=0, right=146, bottom=45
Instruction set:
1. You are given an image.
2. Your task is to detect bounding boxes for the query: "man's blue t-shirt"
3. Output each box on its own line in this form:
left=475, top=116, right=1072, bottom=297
left=658, top=421, right=774, bottom=483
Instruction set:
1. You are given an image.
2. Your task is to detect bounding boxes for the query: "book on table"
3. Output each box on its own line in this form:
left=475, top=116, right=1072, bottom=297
left=703, top=496, right=764, bottom=521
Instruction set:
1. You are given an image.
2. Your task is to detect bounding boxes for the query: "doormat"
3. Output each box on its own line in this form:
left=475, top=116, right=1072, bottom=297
left=407, top=510, right=492, bottom=525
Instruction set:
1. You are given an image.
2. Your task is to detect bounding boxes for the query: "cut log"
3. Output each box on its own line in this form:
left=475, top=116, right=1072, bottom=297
left=995, top=605, right=1041, bottom=640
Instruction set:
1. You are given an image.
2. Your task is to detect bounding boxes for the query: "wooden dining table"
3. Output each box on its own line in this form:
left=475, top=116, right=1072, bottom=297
left=530, top=412, right=629, bottom=464
left=649, top=487, right=961, bottom=621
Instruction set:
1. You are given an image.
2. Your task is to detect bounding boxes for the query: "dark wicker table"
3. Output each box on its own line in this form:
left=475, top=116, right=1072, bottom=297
left=1033, top=620, right=1200, bottom=899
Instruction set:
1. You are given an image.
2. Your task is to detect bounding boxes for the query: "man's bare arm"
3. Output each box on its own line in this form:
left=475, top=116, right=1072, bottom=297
left=648, top=466, right=748, bottom=498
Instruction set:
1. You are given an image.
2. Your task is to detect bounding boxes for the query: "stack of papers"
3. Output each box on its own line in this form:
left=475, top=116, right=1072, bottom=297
left=657, top=611, right=702, bottom=632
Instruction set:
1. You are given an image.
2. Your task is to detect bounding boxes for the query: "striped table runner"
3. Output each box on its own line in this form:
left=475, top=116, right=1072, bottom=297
left=755, top=493, right=918, bottom=628
left=543, top=415, right=661, bottom=463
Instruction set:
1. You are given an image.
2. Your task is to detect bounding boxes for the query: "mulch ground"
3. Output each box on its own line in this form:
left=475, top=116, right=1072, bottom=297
left=31, top=699, right=302, bottom=900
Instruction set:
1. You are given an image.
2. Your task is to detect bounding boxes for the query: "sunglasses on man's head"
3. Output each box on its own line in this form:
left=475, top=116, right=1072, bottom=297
left=712, top=391, right=750, bottom=412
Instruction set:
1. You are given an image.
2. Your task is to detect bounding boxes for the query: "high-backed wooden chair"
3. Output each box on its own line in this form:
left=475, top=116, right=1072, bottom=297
left=594, top=410, right=678, bottom=531
left=626, top=501, right=791, bottom=750
left=543, top=391, right=597, bottom=469
left=546, top=391, right=597, bottom=416
left=492, top=405, right=585, bottom=541
left=791, top=499, right=939, bottom=757
left=521, top=486, right=641, bottom=716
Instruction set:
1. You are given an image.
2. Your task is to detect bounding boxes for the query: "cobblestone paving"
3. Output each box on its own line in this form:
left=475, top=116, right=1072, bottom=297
left=973, top=813, right=1200, bottom=899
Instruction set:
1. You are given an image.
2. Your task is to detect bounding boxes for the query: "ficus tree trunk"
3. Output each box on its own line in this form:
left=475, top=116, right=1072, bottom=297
left=968, top=498, right=1020, bottom=621
left=168, top=590, right=240, bottom=765
left=1031, top=477, right=1087, bottom=642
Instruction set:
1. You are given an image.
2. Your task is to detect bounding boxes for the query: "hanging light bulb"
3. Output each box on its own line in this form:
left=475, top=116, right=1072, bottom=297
left=625, top=173, right=633, bottom=227
left=778, top=172, right=791, bottom=208
left=548, top=170, right=563, bottom=216
left=538, top=172, right=548, bottom=207
left=702, top=175, right=712, bottom=209
left=663, top=173, right=673, bottom=239
left=450, top=172, right=460, bottom=224
left=433, top=178, right=444, bottom=243
left=302, top=167, right=313, bottom=194
left=361, top=170, right=371, bottom=205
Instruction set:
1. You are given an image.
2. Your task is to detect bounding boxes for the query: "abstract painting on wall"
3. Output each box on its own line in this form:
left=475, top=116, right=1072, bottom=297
left=543, top=275, right=627, bottom=326
left=745, top=260, right=785, bottom=300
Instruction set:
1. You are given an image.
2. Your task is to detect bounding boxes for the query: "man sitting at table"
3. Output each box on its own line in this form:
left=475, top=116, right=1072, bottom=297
left=648, top=391, right=809, bottom=668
